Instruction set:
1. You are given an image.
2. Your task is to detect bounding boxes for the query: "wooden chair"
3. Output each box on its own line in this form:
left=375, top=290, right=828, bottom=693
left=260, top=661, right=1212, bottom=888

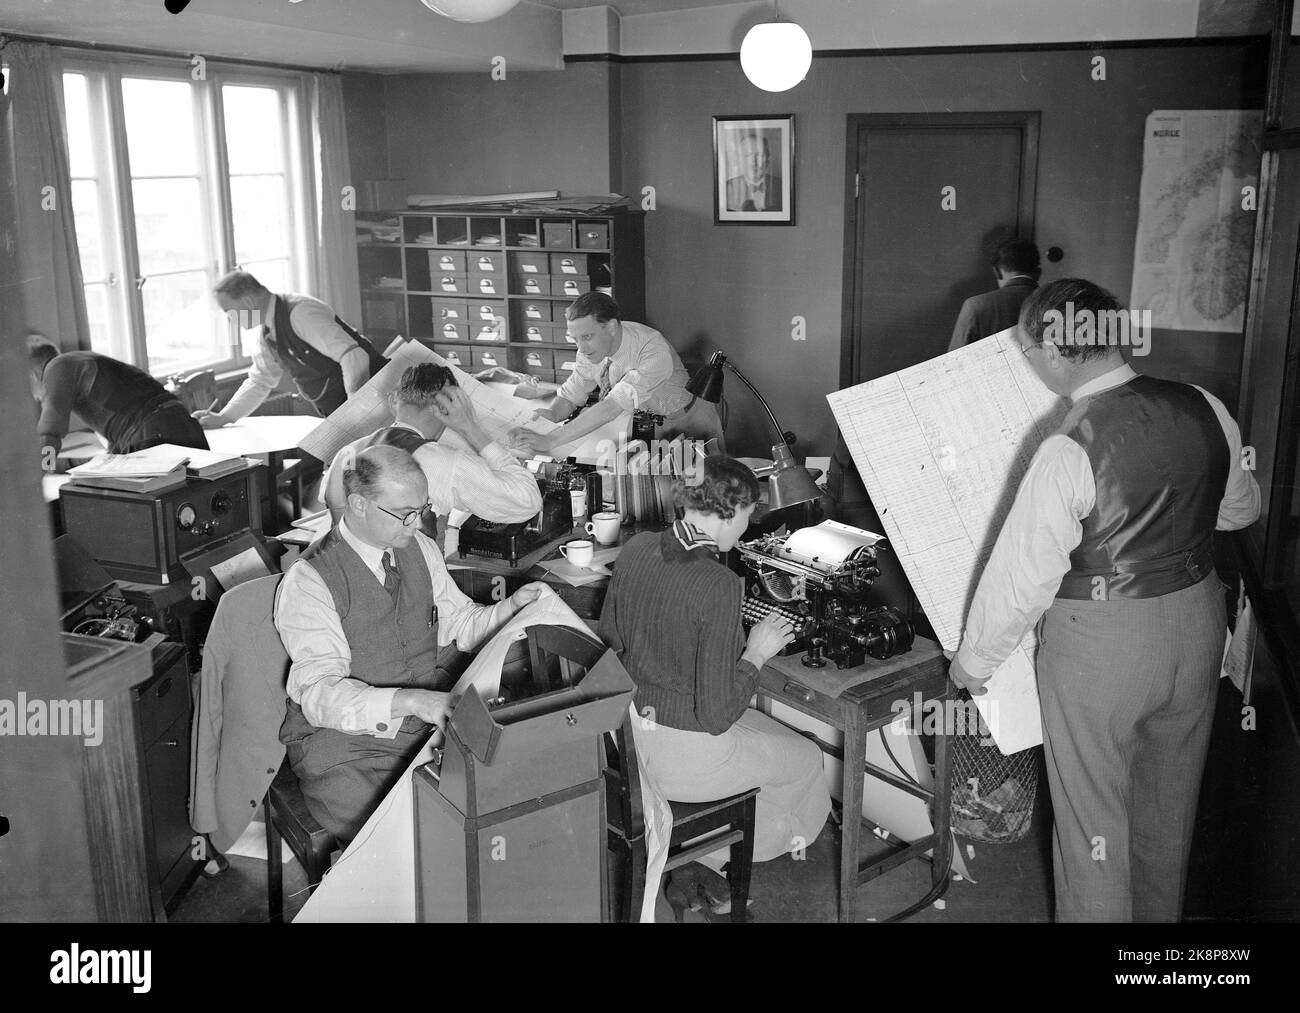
left=166, top=369, right=217, bottom=414
left=264, top=759, right=338, bottom=923
left=604, top=715, right=757, bottom=923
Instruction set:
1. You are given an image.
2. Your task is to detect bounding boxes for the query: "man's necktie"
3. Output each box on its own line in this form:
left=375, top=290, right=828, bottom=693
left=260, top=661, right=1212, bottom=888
left=382, top=550, right=400, bottom=599
left=597, top=357, right=613, bottom=398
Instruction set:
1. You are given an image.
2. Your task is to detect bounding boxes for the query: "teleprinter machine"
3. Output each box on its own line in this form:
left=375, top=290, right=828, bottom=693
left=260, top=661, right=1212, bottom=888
left=736, top=519, right=914, bottom=668
left=457, top=459, right=575, bottom=567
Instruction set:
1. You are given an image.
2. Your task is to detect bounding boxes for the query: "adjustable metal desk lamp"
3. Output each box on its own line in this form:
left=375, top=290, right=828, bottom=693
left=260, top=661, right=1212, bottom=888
left=687, top=351, right=822, bottom=510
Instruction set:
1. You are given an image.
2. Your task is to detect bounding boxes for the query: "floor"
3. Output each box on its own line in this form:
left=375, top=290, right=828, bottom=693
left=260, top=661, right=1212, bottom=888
left=169, top=679, right=1278, bottom=923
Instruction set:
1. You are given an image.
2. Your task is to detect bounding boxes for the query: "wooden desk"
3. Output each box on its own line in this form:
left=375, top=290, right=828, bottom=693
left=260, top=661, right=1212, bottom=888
left=755, top=640, right=951, bottom=923
left=206, top=416, right=323, bottom=533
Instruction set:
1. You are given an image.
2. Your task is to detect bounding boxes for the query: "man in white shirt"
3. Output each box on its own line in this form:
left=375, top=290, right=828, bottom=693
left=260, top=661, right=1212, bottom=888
left=276, top=445, right=545, bottom=842
left=949, top=278, right=1260, bottom=922
left=195, top=270, right=387, bottom=425
left=322, top=363, right=541, bottom=542
left=511, top=292, right=722, bottom=455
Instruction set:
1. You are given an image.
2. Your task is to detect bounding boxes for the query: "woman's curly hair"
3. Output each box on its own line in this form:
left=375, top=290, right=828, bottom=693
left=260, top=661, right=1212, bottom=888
left=672, top=455, right=760, bottom=520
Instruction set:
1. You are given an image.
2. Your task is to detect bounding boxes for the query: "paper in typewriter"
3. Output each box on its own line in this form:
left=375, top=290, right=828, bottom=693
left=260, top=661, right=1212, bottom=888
left=827, top=329, right=1069, bottom=753
left=299, top=338, right=627, bottom=465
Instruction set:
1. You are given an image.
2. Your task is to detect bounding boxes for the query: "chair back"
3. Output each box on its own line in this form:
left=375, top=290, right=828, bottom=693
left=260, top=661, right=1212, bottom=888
left=167, top=369, right=217, bottom=414
left=604, top=712, right=647, bottom=841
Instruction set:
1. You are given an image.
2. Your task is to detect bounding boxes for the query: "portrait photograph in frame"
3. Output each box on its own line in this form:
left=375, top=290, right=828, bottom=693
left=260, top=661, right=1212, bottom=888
left=713, top=114, right=795, bottom=225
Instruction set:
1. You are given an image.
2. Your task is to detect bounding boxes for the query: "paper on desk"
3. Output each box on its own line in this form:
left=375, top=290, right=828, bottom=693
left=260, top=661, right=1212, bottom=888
left=298, top=338, right=627, bottom=467
left=827, top=329, right=1069, bottom=754
left=535, top=558, right=610, bottom=586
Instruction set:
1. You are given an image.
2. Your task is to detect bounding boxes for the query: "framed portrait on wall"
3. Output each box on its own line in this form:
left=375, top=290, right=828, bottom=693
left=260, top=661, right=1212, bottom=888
left=713, top=115, right=795, bottom=225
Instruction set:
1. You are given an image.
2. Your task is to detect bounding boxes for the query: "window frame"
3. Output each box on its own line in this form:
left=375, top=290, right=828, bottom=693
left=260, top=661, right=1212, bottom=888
left=59, top=51, right=316, bottom=378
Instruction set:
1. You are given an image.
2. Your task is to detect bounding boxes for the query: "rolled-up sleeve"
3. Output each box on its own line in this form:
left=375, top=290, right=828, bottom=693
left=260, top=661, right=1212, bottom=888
left=955, top=436, right=1091, bottom=681
left=556, top=355, right=599, bottom=405
left=1193, top=386, right=1262, bottom=531
left=606, top=337, right=674, bottom=413
left=36, top=355, right=83, bottom=440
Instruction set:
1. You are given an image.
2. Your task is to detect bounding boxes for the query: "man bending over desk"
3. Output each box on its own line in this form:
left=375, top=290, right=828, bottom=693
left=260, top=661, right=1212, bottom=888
left=510, top=292, right=723, bottom=456
left=28, top=335, right=208, bottom=460
left=276, top=446, right=546, bottom=843
left=322, top=363, right=541, bottom=531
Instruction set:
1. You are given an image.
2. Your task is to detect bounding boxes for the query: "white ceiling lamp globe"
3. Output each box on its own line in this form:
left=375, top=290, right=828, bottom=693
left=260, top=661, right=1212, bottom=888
left=420, top=0, right=522, bottom=23
left=740, top=21, right=812, bottom=92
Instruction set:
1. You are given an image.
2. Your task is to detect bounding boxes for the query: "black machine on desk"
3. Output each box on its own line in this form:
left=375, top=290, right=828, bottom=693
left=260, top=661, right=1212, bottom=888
left=457, top=460, right=577, bottom=567
left=736, top=519, right=914, bottom=668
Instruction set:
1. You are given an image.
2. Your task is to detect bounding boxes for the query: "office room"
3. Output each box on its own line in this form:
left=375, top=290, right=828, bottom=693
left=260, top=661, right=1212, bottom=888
left=0, top=0, right=1297, bottom=962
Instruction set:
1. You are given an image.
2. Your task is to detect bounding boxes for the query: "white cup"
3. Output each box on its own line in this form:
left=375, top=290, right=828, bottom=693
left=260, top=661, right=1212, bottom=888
left=586, top=511, right=621, bottom=545
left=569, top=488, right=587, bottom=519
left=559, top=539, right=594, bottom=567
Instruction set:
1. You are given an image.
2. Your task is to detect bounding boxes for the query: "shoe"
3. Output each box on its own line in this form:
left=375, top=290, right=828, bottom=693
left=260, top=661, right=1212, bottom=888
left=200, top=852, right=230, bottom=878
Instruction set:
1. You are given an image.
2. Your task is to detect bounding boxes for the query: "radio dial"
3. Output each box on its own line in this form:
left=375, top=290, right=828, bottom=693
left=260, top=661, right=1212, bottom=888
left=211, top=490, right=233, bottom=516
left=176, top=503, right=198, bottom=530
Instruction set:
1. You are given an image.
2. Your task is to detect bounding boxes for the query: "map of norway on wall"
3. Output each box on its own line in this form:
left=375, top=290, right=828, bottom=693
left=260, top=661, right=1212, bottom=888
left=1131, top=110, right=1262, bottom=333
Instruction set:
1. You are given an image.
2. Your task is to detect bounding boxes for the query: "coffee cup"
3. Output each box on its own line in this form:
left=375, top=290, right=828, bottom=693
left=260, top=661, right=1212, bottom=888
left=559, top=539, right=594, bottom=567
left=585, top=511, right=621, bottom=545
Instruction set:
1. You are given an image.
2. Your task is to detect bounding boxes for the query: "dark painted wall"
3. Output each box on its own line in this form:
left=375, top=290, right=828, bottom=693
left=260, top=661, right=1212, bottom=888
left=346, top=42, right=1266, bottom=458
left=379, top=62, right=620, bottom=197
left=620, top=43, right=1264, bottom=457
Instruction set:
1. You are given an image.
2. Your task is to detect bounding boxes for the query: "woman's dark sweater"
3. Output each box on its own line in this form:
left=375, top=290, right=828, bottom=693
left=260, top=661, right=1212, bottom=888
left=598, top=528, right=758, bottom=735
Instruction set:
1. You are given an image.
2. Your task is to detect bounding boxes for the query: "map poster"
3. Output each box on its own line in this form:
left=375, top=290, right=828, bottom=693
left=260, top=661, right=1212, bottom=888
left=1130, top=109, right=1262, bottom=333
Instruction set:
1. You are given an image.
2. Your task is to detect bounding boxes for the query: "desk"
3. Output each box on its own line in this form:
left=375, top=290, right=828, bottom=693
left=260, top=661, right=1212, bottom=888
left=206, top=416, right=323, bottom=533
left=755, top=640, right=951, bottom=923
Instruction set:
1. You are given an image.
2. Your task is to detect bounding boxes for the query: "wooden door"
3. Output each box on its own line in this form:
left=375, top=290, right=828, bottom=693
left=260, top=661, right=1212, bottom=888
left=840, top=113, right=1039, bottom=385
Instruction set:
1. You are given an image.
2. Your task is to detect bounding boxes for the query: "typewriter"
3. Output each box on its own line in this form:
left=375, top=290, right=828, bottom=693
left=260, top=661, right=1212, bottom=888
left=458, top=460, right=575, bottom=567
left=736, top=520, right=913, bottom=668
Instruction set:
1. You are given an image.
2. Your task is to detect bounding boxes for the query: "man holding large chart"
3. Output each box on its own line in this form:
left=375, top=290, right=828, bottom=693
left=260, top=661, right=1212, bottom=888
left=948, top=279, right=1259, bottom=922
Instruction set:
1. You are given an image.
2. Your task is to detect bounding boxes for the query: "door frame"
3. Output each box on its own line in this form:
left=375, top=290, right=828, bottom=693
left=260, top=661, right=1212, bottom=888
left=838, top=111, right=1041, bottom=388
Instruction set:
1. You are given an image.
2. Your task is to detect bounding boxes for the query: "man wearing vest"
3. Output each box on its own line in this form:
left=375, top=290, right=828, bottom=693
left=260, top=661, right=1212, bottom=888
left=948, top=279, right=1260, bottom=922
left=321, top=363, right=541, bottom=536
left=28, top=335, right=208, bottom=459
left=195, top=270, right=387, bottom=426
left=275, top=445, right=546, bottom=843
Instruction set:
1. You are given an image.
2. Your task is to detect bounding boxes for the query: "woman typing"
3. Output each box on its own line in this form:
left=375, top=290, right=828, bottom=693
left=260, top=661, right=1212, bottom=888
left=598, top=455, right=831, bottom=909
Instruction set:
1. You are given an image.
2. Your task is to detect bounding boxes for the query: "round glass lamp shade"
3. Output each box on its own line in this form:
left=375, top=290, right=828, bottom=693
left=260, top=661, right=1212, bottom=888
left=740, top=21, right=812, bottom=92
left=420, top=0, right=522, bottom=23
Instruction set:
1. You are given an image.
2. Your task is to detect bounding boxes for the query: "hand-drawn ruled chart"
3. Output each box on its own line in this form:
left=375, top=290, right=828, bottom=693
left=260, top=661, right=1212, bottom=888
left=827, top=330, right=1068, bottom=752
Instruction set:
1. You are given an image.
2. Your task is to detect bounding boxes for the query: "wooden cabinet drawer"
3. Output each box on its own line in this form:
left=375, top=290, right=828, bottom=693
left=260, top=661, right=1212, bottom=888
left=470, top=251, right=506, bottom=274
left=431, top=297, right=469, bottom=321
left=550, top=253, right=589, bottom=275
left=434, top=274, right=469, bottom=295
left=429, top=250, right=467, bottom=274
left=552, top=276, right=591, bottom=299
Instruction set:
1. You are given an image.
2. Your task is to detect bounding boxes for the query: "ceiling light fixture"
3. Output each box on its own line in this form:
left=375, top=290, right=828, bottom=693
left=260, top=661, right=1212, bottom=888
left=419, top=0, right=523, bottom=23
left=740, top=2, right=812, bottom=93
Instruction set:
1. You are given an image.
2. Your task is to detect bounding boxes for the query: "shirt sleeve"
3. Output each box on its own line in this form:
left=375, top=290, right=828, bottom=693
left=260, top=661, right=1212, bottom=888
left=415, top=531, right=513, bottom=652
left=1193, top=386, right=1262, bottom=531
left=290, top=300, right=362, bottom=362
left=417, top=442, right=542, bottom=523
left=606, top=334, right=675, bottom=413
left=955, top=435, right=1093, bottom=681
left=556, top=355, right=599, bottom=405
left=692, top=573, right=762, bottom=735
left=36, top=355, right=82, bottom=439
left=949, top=299, right=979, bottom=352
left=275, top=560, right=399, bottom=735
left=222, top=338, right=282, bottom=421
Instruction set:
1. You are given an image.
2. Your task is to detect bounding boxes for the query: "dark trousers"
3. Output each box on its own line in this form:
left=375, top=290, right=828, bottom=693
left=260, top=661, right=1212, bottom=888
left=284, top=714, right=432, bottom=845
left=1036, top=574, right=1225, bottom=922
left=111, top=402, right=209, bottom=455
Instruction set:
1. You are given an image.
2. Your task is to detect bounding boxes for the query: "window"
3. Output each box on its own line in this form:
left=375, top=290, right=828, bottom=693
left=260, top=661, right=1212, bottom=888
left=61, top=59, right=314, bottom=377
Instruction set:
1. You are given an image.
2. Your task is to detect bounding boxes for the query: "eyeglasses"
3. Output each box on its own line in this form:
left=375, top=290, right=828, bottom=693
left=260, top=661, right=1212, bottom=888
left=370, top=499, right=431, bottom=527
left=1019, top=342, right=1038, bottom=358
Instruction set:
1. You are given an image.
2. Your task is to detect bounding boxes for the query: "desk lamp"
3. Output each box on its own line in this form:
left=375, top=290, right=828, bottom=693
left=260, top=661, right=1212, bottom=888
left=687, top=351, right=822, bottom=510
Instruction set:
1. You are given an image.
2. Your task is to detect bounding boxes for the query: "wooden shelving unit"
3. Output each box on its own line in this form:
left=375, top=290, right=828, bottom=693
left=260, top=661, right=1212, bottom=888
left=356, top=206, right=646, bottom=384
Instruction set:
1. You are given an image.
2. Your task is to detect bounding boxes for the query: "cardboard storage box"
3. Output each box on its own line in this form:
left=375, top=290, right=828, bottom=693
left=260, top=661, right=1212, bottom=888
left=576, top=224, right=609, bottom=249
left=471, top=251, right=506, bottom=274
left=550, top=253, right=588, bottom=275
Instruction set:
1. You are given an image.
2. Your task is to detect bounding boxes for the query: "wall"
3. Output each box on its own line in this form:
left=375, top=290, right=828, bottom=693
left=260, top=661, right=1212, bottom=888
left=621, top=42, right=1264, bottom=457
left=354, top=41, right=1264, bottom=458
left=379, top=61, right=621, bottom=198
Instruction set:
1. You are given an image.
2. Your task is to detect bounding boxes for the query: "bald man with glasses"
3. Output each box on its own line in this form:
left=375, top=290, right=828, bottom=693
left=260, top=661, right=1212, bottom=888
left=275, top=445, right=546, bottom=843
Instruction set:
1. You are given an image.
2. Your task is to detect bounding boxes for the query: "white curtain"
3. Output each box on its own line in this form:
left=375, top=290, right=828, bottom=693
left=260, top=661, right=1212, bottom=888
left=310, top=72, right=363, bottom=329
left=3, top=40, right=90, bottom=351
